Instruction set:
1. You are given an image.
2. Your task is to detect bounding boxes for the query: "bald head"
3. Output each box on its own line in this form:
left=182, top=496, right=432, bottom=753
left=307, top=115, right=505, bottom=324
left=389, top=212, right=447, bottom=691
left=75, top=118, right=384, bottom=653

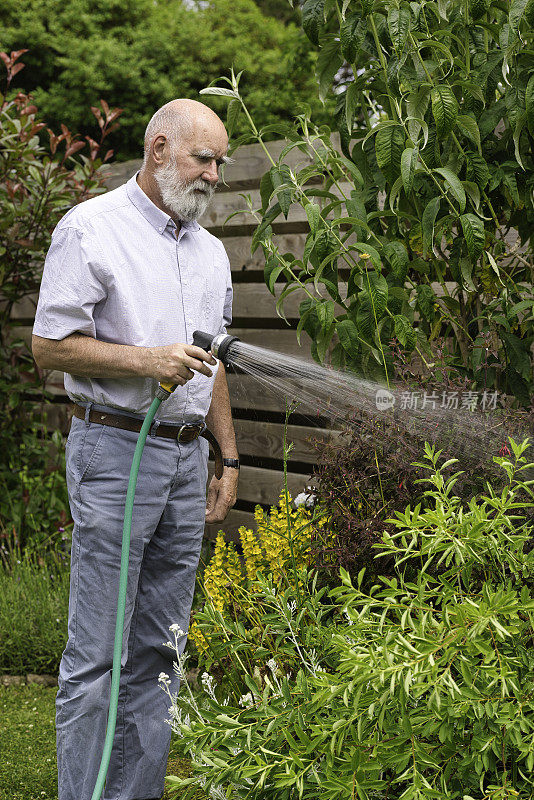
left=137, top=98, right=230, bottom=224
left=142, top=99, right=227, bottom=166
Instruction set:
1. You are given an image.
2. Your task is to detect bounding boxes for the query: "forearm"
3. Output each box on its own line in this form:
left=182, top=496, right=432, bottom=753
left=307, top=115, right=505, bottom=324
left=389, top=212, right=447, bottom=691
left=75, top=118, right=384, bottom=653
left=32, top=333, right=149, bottom=378
left=32, top=333, right=216, bottom=384
left=205, top=362, right=238, bottom=458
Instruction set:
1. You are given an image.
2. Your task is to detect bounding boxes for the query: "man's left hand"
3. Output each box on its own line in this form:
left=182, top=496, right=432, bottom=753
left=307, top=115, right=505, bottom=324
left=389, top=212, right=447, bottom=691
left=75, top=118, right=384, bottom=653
left=205, top=468, right=238, bottom=524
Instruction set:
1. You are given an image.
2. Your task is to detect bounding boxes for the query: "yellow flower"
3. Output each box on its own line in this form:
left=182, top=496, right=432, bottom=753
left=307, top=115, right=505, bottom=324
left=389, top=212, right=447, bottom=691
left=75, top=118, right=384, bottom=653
left=189, top=620, right=209, bottom=653
left=203, top=530, right=228, bottom=613
left=239, top=525, right=263, bottom=584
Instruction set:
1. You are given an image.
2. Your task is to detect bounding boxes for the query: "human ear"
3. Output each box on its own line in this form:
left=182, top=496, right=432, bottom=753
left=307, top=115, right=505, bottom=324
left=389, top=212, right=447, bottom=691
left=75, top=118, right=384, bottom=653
left=152, top=134, right=168, bottom=165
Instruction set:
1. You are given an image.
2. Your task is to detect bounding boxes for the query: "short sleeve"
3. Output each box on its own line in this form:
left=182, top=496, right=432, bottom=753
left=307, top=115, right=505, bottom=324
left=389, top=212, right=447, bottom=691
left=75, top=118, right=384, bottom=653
left=219, top=245, right=233, bottom=336
left=32, top=224, right=107, bottom=340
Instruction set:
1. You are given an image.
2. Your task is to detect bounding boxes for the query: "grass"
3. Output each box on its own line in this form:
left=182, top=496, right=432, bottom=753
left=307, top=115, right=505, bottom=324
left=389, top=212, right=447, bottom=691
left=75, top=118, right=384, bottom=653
left=0, top=684, right=194, bottom=800
left=0, top=552, right=70, bottom=675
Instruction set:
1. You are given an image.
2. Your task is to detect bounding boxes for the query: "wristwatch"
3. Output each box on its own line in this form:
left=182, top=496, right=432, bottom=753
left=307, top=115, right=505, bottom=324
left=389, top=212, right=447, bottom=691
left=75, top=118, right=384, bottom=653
left=222, top=458, right=240, bottom=470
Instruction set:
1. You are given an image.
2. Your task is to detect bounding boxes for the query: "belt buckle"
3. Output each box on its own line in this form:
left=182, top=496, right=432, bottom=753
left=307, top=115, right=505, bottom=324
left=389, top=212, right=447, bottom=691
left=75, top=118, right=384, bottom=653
left=177, top=423, right=201, bottom=442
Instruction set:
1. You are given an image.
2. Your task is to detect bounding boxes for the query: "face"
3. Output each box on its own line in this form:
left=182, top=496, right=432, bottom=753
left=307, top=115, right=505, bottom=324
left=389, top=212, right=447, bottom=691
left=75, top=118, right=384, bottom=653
left=153, top=122, right=228, bottom=222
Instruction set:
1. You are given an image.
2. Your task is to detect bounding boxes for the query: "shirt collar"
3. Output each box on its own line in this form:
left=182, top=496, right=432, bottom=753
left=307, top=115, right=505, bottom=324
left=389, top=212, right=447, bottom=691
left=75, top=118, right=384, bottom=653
left=125, top=171, right=201, bottom=234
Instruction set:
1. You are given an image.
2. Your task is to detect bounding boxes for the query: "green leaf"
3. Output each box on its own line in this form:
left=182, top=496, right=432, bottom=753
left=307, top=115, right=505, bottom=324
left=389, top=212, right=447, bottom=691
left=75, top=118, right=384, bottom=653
left=345, top=81, right=360, bottom=132
left=337, top=154, right=364, bottom=186
left=384, top=241, right=409, bottom=282
left=354, top=275, right=389, bottom=347
left=251, top=202, right=280, bottom=252
left=388, top=3, right=411, bottom=53
left=434, top=167, right=466, bottom=212
left=199, top=87, right=239, bottom=99
left=460, top=257, right=476, bottom=291
left=502, top=167, right=520, bottom=206
left=226, top=99, right=241, bottom=138
left=305, top=202, right=321, bottom=236
left=460, top=213, right=485, bottom=261
left=400, top=146, right=417, bottom=195
left=406, top=86, right=431, bottom=143
left=316, top=36, right=343, bottom=102
left=526, top=73, right=534, bottom=136
left=514, top=110, right=527, bottom=170
left=456, top=115, right=482, bottom=154
left=431, top=85, right=459, bottom=139
left=375, top=125, right=405, bottom=184
left=264, top=257, right=286, bottom=295
left=501, top=332, right=532, bottom=380
left=259, top=171, right=274, bottom=213
left=509, top=0, right=530, bottom=33
left=463, top=180, right=481, bottom=212
left=393, top=314, right=416, bottom=349
left=341, top=15, right=368, bottom=62
left=416, top=284, right=436, bottom=320
left=270, top=165, right=292, bottom=219
left=422, top=197, right=441, bottom=257
left=346, top=192, right=367, bottom=238
left=317, top=299, right=335, bottom=334
left=469, top=0, right=491, bottom=20
left=465, top=151, right=489, bottom=190
left=302, top=0, right=326, bottom=45
left=336, top=318, right=360, bottom=355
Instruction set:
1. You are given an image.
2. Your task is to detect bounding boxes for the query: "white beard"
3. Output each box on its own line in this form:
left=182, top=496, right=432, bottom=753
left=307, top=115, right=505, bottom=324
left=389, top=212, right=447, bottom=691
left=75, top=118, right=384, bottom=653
left=154, top=160, right=215, bottom=222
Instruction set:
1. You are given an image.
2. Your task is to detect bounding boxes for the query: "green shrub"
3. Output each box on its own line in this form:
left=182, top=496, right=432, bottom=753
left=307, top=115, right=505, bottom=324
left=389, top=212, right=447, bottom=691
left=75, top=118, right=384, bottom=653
left=163, top=439, right=534, bottom=800
left=203, top=0, right=534, bottom=403
left=0, top=0, right=334, bottom=160
left=0, top=551, right=69, bottom=674
left=0, top=50, right=120, bottom=551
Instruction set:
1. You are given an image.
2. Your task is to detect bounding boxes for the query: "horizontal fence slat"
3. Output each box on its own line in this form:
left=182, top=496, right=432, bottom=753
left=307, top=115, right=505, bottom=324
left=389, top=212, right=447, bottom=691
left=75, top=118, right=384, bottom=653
left=233, top=418, right=338, bottom=462
left=233, top=282, right=348, bottom=319
left=207, top=462, right=313, bottom=506
left=223, top=234, right=306, bottom=271
left=204, top=508, right=256, bottom=542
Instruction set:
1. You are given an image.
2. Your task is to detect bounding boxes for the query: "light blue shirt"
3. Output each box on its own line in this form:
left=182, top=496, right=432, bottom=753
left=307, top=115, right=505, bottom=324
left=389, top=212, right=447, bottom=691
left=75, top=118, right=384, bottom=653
left=33, top=172, right=233, bottom=422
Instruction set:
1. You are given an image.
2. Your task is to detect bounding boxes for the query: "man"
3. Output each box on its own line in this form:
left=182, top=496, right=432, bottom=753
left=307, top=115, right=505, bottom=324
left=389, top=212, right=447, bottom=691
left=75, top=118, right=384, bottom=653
left=32, top=98, right=239, bottom=800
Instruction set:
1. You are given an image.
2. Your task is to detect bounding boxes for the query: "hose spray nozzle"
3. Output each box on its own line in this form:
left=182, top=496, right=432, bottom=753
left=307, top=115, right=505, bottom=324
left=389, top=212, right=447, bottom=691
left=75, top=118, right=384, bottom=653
left=157, top=330, right=240, bottom=400
left=192, top=330, right=240, bottom=368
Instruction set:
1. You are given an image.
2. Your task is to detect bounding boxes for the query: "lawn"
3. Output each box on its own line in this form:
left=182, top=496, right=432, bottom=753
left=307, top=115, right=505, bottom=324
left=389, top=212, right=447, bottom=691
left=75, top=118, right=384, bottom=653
left=0, top=684, right=192, bottom=800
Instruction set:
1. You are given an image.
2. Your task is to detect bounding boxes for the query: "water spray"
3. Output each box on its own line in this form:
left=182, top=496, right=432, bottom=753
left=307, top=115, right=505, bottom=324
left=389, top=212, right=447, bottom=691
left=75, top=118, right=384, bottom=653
left=192, top=329, right=531, bottom=470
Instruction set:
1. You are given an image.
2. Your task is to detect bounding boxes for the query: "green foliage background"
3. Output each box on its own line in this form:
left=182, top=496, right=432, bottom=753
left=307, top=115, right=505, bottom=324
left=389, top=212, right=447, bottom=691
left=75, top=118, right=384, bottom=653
left=0, top=0, right=334, bottom=160
left=207, top=0, right=534, bottom=404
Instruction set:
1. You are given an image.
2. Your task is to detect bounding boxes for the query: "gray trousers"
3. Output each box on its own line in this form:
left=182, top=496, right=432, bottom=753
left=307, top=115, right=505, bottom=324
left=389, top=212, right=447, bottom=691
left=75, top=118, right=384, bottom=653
left=57, top=408, right=209, bottom=800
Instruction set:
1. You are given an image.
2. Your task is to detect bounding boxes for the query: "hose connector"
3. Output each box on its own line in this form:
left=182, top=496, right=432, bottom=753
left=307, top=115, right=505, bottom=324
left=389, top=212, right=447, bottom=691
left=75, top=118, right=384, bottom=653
left=156, top=383, right=176, bottom=400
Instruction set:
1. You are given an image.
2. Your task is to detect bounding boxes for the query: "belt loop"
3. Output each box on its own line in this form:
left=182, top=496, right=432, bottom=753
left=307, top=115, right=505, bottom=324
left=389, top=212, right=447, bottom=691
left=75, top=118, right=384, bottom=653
left=84, top=403, right=93, bottom=427
left=149, top=419, right=160, bottom=438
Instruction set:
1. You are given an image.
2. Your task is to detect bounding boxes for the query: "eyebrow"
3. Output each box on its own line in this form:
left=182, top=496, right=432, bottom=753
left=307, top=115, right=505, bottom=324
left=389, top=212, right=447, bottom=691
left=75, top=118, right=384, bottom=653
left=194, top=148, right=235, bottom=165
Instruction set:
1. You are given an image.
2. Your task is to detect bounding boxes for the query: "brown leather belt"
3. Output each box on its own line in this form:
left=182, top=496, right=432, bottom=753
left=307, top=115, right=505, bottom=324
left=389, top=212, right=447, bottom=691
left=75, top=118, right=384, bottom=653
left=72, top=403, right=223, bottom=479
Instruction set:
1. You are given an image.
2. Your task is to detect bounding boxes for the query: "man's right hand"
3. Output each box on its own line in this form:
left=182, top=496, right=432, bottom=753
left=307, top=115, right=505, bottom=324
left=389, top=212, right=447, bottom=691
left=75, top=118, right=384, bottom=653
left=145, top=343, right=217, bottom=386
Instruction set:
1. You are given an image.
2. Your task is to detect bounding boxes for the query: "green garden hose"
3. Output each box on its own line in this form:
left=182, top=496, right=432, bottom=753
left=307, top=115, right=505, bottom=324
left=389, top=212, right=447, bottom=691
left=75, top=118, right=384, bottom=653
left=90, top=392, right=164, bottom=800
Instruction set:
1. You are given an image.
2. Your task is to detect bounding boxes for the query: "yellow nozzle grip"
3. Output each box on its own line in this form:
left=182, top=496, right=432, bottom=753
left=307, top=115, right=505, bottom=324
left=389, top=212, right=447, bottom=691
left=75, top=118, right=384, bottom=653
left=159, top=382, right=178, bottom=394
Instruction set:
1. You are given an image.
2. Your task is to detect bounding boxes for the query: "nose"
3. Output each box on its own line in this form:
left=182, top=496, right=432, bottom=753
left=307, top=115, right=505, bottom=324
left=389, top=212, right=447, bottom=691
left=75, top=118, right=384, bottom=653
left=201, top=159, right=219, bottom=186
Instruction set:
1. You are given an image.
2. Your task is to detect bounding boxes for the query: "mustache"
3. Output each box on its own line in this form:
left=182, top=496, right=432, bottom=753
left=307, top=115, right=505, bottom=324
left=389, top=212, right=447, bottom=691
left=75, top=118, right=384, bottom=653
left=186, top=179, right=215, bottom=195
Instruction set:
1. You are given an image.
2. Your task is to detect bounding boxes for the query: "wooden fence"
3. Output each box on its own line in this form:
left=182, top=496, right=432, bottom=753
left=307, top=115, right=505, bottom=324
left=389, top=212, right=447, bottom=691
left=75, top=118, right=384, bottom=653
left=18, top=139, right=341, bottom=540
